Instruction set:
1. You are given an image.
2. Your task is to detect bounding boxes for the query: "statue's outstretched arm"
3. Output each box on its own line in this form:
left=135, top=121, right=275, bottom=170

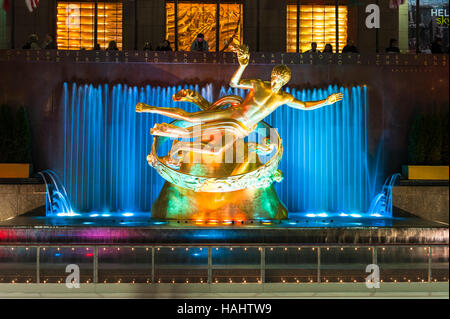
left=286, top=93, right=343, bottom=111
left=229, top=43, right=253, bottom=89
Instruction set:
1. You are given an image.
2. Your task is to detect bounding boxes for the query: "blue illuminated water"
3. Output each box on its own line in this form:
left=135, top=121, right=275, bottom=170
left=53, top=82, right=388, bottom=218
left=38, top=169, right=77, bottom=217
left=219, top=85, right=375, bottom=214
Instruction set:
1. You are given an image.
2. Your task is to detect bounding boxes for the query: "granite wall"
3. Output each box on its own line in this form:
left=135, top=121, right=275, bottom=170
left=0, top=184, right=46, bottom=221
left=393, top=186, right=449, bottom=224
left=1, top=0, right=402, bottom=53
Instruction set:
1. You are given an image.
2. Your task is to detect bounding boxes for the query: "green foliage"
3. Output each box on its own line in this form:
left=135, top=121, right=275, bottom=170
left=408, top=111, right=448, bottom=165
left=0, top=104, right=14, bottom=163
left=426, top=112, right=442, bottom=164
left=408, top=114, right=426, bottom=164
left=0, top=105, right=32, bottom=163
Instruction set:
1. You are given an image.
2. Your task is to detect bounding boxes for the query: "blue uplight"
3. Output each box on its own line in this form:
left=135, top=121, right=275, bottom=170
left=56, top=211, right=80, bottom=217
left=122, top=212, right=134, bottom=217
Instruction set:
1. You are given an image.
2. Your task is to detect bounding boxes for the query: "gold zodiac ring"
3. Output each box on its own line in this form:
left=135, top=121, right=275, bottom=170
left=147, top=120, right=284, bottom=193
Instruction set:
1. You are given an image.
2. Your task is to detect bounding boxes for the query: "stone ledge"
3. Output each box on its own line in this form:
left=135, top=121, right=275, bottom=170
left=0, top=283, right=448, bottom=299
left=393, top=186, right=449, bottom=224
left=0, top=183, right=45, bottom=221
left=0, top=178, right=43, bottom=184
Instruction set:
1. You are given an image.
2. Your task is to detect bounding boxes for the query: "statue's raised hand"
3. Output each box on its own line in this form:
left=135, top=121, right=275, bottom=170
left=136, top=102, right=145, bottom=112
left=326, top=93, right=344, bottom=105
left=229, top=43, right=249, bottom=66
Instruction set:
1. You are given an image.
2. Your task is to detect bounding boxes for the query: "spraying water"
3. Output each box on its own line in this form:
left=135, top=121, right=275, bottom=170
left=368, top=173, right=401, bottom=217
left=37, top=169, right=75, bottom=217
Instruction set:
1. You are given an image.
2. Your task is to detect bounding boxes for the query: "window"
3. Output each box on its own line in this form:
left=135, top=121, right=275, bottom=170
left=287, top=4, right=347, bottom=53
left=166, top=1, right=243, bottom=51
left=0, top=7, right=6, bottom=49
left=407, top=0, right=449, bottom=53
left=57, top=1, right=123, bottom=50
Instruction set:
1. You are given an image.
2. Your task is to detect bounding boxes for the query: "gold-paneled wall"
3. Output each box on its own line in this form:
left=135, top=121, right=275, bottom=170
left=57, top=1, right=123, bottom=50
left=287, top=5, right=347, bottom=53
left=166, top=2, right=242, bottom=52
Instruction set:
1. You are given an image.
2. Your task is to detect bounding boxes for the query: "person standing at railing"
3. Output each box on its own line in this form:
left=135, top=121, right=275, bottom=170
left=305, top=42, right=319, bottom=53
left=190, top=33, right=209, bottom=52
left=143, top=42, right=153, bottom=50
left=385, top=39, right=400, bottom=53
left=107, top=41, right=119, bottom=51
left=42, top=34, right=56, bottom=50
left=342, top=39, right=359, bottom=53
left=22, top=34, right=40, bottom=50
left=322, top=43, right=333, bottom=53
left=431, top=37, right=444, bottom=54
left=156, top=40, right=172, bottom=51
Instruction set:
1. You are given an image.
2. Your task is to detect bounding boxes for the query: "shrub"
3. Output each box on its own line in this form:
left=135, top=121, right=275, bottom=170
left=426, top=112, right=443, bottom=165
left=442, top=112, right=449, bottom=164
left=409, top=111, right=448, bottom=165
left=0, top=105, right=32, bottom=163
left=408, top=113, right=427, bottom=164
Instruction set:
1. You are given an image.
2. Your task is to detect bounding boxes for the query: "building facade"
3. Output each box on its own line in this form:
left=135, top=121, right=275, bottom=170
left=1, top=0, right=447, bottom=53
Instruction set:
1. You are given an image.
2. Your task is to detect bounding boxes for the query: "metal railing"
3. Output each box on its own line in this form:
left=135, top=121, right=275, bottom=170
left=0, top=50, right=448, bottom=67
left=0, top=244, right=448, bottom=285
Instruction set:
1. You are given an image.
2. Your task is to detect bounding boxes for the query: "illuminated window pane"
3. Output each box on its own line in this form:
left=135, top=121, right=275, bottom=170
left=57, top=1, right=123, bottom=50
left=219, top=3, right=243, bottom=51
left=166, top=2, right=243, bottom=52
left=287, top=4, right=347, bottom=53
left=96, top=3, right=123, bottom=50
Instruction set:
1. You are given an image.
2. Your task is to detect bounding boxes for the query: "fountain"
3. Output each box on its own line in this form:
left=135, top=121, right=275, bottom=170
left=56, top=81, right=383, bottom=218
left=1, top=49, right=447, bottom=292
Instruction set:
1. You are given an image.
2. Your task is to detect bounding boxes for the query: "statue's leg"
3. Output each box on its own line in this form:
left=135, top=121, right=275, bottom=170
left=166, top=121, right=245, bottom=159
left=170, top=134, right=237, bottom=158
left=151, top=119, right=248, bottom=139
left=137, top=103, right=197, bottom=122
left=136, top=102, right=234, bottom=124
left=150, top=123, right=190, bottom=137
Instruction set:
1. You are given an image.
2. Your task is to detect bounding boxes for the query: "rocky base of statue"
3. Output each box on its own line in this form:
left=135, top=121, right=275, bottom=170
left=151, top=181, right=287, bottom=220
left=150, top=144, right=288, bottom=220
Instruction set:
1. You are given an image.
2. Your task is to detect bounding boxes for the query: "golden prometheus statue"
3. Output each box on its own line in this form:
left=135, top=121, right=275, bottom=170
left=136, top=44, right=343, bottom=221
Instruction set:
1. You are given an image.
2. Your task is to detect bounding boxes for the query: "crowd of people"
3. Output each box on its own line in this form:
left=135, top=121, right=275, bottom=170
left=302, top=40, right=360, bottom=54
left=22, top=33, right=55, bottom=50
left=22, top=33, right=446, bottom=55
left=301, top=37, right=445, bottom=54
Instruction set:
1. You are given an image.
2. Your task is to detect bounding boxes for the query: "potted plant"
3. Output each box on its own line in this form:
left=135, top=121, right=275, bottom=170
left=403, top=111, right=449, bottom=180
left=0, top=105, right=32, bottom=178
